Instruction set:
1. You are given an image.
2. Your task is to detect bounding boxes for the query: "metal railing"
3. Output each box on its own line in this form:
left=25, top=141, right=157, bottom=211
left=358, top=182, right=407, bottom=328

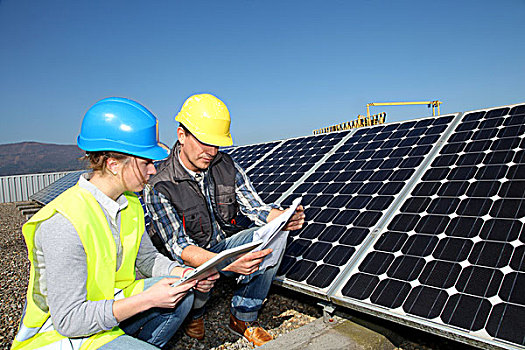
left=0, top=171, right=76, bottom=203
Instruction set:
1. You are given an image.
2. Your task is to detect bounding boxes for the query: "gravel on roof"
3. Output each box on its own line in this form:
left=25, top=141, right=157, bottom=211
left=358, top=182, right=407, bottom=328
left=0, top=203, right=28, bottom=348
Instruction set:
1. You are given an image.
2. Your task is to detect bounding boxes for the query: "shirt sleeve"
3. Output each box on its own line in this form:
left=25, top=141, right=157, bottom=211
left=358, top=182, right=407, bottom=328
left=37, top=214, right=118, bottom=337
left=135, top=230, right=181, bottom=277
left=233, top=160, right=280, bottom=225
left=143, top=185, right=196, bottom=264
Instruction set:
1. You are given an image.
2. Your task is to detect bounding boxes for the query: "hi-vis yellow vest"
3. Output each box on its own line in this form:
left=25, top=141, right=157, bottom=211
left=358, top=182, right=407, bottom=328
left=12, top=185, right=145, bottom=350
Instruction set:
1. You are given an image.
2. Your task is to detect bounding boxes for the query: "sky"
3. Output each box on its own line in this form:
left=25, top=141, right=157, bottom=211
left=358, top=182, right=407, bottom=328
left=1, top=0, right=524, bottom=147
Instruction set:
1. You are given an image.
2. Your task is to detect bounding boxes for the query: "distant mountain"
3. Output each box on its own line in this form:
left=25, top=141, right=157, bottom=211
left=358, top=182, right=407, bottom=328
left=0, top=142, right=87, bottom=176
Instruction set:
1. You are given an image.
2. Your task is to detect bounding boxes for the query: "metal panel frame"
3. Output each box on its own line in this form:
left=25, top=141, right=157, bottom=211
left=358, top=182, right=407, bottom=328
left=329, top=296, right=517, bottom=350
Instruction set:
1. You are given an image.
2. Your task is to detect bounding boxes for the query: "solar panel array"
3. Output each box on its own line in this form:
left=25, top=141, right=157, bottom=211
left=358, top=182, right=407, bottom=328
left=29, top=103, right=525, bottom=349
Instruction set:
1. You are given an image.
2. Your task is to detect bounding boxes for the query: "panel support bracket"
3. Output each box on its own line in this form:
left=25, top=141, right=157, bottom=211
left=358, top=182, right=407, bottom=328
left=318, top=302, right=336, bottom=323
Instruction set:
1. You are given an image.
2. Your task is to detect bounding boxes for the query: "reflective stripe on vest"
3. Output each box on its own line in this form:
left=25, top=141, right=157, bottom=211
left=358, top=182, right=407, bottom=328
left=12, top=185, right=145, bottom=350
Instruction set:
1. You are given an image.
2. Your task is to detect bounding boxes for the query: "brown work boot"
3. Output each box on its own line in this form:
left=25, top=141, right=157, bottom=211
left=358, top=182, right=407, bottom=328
left=228, top=313, right=273, bottom=346
left=184, top=317, right=205, bottom=340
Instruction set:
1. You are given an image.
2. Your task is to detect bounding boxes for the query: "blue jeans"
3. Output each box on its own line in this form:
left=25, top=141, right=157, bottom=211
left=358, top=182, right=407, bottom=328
left=192, top=227, right=283, bottom=322
left=100, top=277, right=194, bottom=349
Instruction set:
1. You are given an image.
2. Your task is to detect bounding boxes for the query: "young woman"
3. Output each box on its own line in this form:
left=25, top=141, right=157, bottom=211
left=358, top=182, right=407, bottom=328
left=12, top=97, right=217, bottom=349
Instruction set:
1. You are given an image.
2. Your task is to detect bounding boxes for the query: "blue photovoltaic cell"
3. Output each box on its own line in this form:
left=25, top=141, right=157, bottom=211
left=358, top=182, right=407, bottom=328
left=276, top=115, right=454, bottom=291
left=338, top=104, right=525, bottom=348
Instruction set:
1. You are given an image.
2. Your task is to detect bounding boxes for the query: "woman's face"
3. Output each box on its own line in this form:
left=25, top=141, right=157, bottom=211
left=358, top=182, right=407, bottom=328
left=121, top=157, right=156, bottom=192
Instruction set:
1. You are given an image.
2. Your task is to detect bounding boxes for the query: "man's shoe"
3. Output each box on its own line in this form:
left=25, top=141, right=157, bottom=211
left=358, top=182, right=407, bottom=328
left=184, top=317, right=205, bottom=340
left=228, top=314, right=273, bottom=346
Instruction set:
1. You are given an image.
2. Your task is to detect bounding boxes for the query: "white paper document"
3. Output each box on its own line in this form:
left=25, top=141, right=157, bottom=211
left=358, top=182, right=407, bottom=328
left=238, top=197, right=302, bottom=281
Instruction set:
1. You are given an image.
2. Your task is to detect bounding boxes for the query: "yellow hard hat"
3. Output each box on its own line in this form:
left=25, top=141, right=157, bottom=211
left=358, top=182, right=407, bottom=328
left=175, top=93, right=233, bottom=146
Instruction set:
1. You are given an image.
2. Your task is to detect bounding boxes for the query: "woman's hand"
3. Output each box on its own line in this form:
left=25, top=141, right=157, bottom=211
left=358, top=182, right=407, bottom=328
left=144, top=277, right=196, bottom=309
left=113, top=277, right=196, bottom=322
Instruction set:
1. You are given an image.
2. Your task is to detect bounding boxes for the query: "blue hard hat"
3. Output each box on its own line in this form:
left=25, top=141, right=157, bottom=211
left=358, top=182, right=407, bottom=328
left=77, top=97, right=169, bottom=160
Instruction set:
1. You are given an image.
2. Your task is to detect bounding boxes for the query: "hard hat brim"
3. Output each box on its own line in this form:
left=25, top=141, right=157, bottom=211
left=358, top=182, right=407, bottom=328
left=191, top=132, right=233, bottom=147
left=138, top=144, right=170, bottom=160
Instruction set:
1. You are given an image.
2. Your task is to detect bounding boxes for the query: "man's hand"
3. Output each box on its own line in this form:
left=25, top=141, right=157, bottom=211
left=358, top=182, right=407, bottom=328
left=223, top=248, right=273, bottom=275
left=194, top=272, right=220, bottom=293
left=281, top=205, right=306, bottom=231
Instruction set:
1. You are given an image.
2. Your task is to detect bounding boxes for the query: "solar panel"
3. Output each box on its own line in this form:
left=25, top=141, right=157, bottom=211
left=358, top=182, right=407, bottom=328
left=330, top=104, right=525, bottom=350
left=272, top=115, right=457, bottom=299
left=30, top=170, right=87, bottom=205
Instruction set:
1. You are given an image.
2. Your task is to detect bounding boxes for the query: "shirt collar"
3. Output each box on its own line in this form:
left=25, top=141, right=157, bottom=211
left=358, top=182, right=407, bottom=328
left=78, top=173, right=128, bottom=220
left=177, top=151, right=205, bottom=181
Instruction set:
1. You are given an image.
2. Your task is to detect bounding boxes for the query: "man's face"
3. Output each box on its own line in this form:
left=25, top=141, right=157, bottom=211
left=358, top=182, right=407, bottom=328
left=178, top=127, right=219, bottom=172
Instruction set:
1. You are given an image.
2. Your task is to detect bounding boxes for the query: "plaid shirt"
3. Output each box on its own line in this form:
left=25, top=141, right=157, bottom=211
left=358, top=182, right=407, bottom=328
left=143, top=159, right=278, bottom=264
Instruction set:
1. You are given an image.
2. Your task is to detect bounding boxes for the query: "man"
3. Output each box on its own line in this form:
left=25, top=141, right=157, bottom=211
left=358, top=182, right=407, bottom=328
left=144, top=93, right=305, bottom=346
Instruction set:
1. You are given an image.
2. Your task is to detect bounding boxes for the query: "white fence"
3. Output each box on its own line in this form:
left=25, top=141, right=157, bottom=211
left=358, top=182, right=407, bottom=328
left=0, top=171, right=74, bottom=203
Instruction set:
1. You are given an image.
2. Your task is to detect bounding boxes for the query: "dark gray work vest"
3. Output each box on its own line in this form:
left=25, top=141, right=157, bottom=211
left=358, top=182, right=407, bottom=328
left=149, top=143, right=243, bottom=247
